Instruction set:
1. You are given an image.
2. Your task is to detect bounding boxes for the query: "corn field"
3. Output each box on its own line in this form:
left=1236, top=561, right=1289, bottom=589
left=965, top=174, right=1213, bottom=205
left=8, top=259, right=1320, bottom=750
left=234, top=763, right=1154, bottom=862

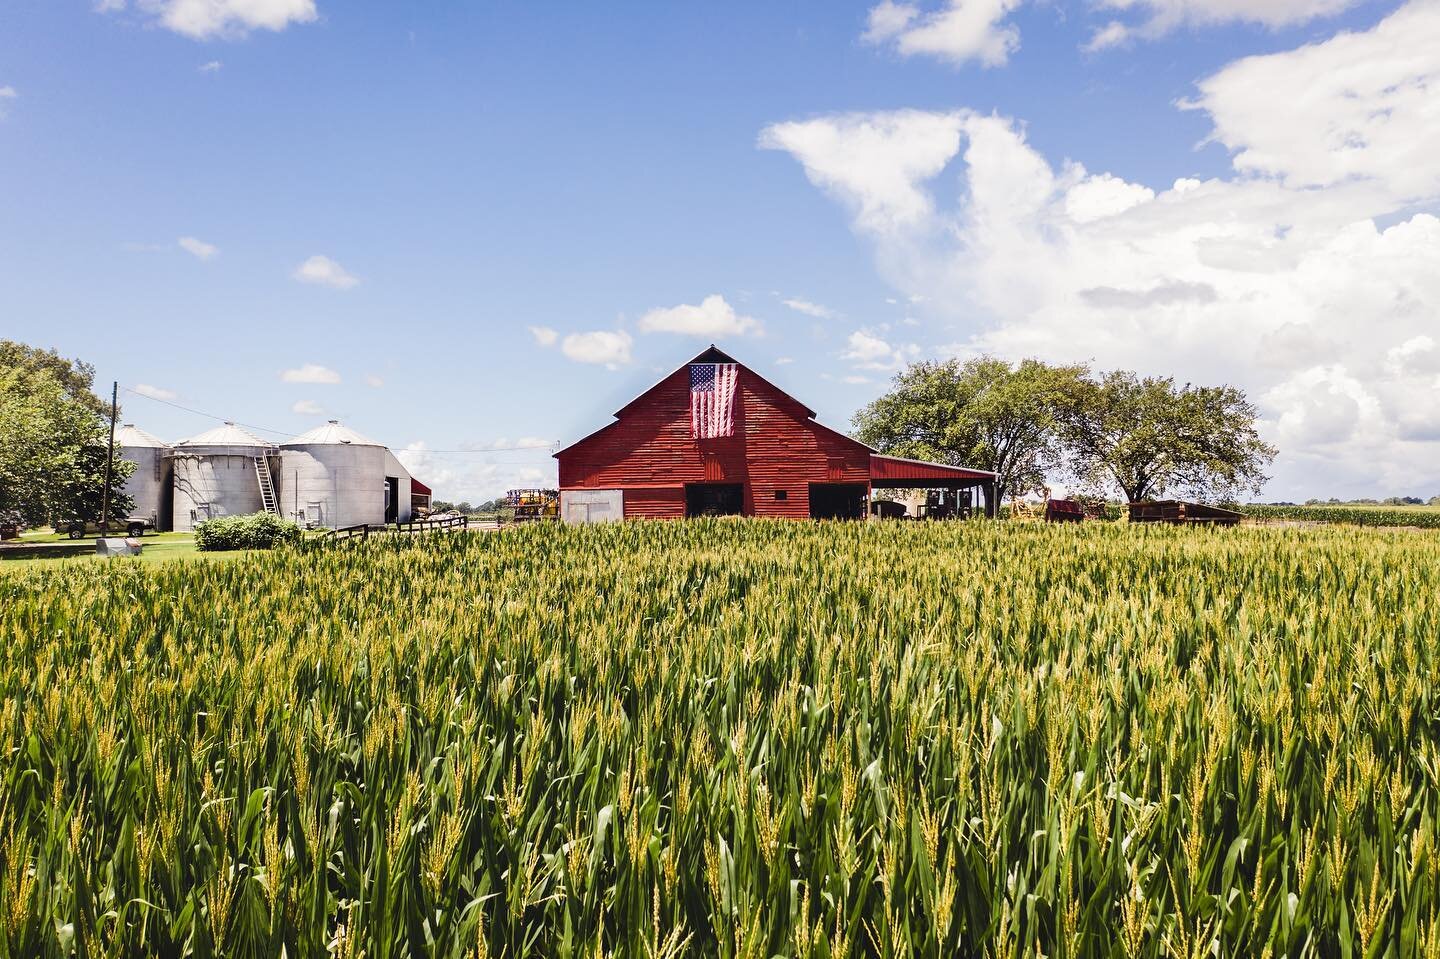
left=2, top=520, right=1439, bottom=958
left=1243, top=504, right=1440, bottom=530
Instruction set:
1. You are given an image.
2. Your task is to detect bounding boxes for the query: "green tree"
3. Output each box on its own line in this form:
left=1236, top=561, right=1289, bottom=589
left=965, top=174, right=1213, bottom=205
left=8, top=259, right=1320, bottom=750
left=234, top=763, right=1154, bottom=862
left=0, top=341, right=134, bottom=527
left=852, top=356, right=1089, bottom=505
left=1064, top=370, right=1275, bottom=503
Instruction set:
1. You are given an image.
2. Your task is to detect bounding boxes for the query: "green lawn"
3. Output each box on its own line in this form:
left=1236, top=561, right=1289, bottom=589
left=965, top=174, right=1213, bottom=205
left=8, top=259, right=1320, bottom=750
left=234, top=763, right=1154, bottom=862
left=0, top=535, right=252, bottom=570
left=10, top=528, right=195, bottom=545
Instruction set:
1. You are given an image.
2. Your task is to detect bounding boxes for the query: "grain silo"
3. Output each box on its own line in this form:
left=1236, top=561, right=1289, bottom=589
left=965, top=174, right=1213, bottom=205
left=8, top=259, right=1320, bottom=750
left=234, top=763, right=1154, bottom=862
left=115, top=424, right=172, bottom=531
left=279, top=420, right=414, bottom=528
left=171, top=422, right=279, bottom=531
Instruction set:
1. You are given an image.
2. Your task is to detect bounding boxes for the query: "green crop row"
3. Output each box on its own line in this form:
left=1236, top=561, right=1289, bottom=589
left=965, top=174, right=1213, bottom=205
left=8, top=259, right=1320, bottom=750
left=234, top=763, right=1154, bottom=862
left=1, top=520, right=1439, bottom=957
left=1243, top=503, right=1440, bottom=529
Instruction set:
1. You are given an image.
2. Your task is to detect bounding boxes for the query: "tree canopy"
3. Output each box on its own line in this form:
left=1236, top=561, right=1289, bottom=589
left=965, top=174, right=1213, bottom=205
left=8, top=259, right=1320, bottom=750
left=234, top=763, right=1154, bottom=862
left=854, top=355, right=1276, bottom=505
left=852, top=357, right=1089, bottom=504
left=1063, top=371, right=1275, bottom=503
left=0, top=340, right=133, bottom=527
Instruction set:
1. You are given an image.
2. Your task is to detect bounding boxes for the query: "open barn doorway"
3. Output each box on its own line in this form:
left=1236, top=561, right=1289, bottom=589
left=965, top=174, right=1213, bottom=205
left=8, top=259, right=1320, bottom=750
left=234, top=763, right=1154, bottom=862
left=809, top=483, right=867, bottom=520
left=685, top=483, right=744, bottom=517
left=384, top=476, right=399, bottom=523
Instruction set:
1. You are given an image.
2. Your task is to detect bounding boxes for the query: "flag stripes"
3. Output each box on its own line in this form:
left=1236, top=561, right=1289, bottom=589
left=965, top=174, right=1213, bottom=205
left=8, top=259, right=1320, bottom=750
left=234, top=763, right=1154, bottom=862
left=690, top=363, right=738, bottom=438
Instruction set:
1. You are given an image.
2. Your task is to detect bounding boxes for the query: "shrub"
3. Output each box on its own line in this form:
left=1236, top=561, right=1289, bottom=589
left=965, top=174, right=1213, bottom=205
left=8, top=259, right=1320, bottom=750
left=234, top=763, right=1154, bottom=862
left=192, top=511, right=301, bottom=551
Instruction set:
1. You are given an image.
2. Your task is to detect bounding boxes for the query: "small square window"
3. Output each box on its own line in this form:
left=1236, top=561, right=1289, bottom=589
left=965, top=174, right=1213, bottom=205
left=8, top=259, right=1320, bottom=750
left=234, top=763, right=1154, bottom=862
left=774, top=490, right=788, bottom=500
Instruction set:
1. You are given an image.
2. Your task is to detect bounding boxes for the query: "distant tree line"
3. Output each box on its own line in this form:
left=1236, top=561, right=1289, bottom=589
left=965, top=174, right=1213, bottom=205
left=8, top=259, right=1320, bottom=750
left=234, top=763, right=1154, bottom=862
left=1, top=340, right=134, bottom=527
left=853, top=356, right=1276, bottom=505
left=1278, top=496, right=1440, bottom=507
left=430, top=497, right=509, bottom=515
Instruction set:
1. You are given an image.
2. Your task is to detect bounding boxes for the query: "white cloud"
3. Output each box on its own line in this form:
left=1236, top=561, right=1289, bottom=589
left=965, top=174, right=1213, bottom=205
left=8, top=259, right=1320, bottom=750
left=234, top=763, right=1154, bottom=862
left=863, top=0, right=1022, bottom=67
left=280, top=363, right=341, bottom=384
left=291, top=399, right=323, bottom=415
left=395, top=441, right=555, bottom=504
left=1099, top=0, right=1358, bottom=33
left=0, top=86, right=16, bottom=119
left=842, top=374, right=873, bottom=385
left=177, top=236, right=218, bottom=260
left=1186, top=1, right=1440, bottom=200
left=102, top=0, right=318, bottom=40
left=637, top=294, right=761, bottom=338
left=364, top=374, right=384, bottom=388
left=528, top=325, right=559, bottom=347
left=775, top=356, right=795, bottom=365
left=481, top=437, right=556, bottom=451
left=763, top=1, right=1440, bottom=498
left=841, top=330, right=921, bottom=371
left=561, top=330, right=633, bottom=369
left=760, top=110, right=967, bottom=235
left=199, top=60, right=223, bottom=72
left=1083, top=21, right=1131, bottom=52
left=293, top=255, right=358, bottom=290
left=133, top=383, right=177, bottom=401
left=782, top=297, right=835, bottom=319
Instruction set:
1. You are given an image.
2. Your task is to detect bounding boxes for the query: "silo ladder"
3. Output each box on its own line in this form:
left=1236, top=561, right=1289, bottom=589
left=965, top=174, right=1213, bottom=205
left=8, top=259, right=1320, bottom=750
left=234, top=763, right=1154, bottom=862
left=254, top=457, right=280, bottom=516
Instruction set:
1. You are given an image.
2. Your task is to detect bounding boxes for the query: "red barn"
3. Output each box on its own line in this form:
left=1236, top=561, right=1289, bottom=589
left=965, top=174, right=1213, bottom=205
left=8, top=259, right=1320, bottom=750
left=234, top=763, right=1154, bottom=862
left=555, top=346, right=996, bottom=521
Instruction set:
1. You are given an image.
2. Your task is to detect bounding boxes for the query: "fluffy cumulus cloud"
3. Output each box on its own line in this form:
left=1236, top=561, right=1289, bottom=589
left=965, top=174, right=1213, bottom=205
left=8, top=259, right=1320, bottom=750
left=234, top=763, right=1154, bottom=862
left=637, top=294, right=761, bottom=338
left=395, top=442, right=554, bottom=505
left=280, top=363, right=341, bottom=384
left=292, top=255, right=358, bottom=290
left=290, top=399, right=323, bottom=415
left=759, top=110, right=966, bottom=235
left=841, top=330, right=921, bottom=371
left=100, top=0, right=318, bottom=40
left=177, top=236, right=218, bottom=260
left=561, top=330, right=633, bottom=369
left=1187, top=1, right=1440, bottom=199
left=528, top=325, right=559, bottom=347
left=863, top=0, right=1022, bottom=67
left=762, top=0, right=1440, bottom=498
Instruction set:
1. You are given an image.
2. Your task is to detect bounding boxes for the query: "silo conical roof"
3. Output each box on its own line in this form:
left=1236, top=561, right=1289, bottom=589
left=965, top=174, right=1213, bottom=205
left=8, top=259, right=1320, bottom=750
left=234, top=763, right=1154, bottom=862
left=175, top=421, right=268, bottom=448
left=115, top=423, right=168, bottom=449
left=283, top=420, right=383, bottom=447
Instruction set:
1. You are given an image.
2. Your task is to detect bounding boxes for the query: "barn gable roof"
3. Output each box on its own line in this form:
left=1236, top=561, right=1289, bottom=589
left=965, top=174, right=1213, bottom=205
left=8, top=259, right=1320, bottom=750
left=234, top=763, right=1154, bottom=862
left=557, top=345, right=841, bottom=459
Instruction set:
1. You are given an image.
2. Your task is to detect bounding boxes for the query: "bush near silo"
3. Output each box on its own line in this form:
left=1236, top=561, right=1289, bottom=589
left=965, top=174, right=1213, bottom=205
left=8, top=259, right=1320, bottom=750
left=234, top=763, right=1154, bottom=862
left=193, top=512, right=301, bottom=551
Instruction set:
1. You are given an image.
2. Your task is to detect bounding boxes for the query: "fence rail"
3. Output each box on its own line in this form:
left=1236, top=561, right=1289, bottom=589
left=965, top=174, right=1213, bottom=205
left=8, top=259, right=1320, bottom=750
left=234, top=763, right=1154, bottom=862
left=326, top=515, right=469, bottom=544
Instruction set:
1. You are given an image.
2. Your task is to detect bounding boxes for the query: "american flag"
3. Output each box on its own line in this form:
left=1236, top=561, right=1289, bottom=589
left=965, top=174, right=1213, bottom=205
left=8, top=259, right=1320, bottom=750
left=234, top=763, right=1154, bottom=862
left=690, top=363, right=738, bottom=438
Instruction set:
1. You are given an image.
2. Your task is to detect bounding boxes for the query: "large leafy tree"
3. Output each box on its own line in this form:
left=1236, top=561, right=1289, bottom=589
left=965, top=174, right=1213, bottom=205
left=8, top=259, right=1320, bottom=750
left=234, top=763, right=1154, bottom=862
left=1064, top=370, right=1275, bottom=503
left=0, top=341, right=134, bottom=527
left=852, top=356, right=1089, bottom=505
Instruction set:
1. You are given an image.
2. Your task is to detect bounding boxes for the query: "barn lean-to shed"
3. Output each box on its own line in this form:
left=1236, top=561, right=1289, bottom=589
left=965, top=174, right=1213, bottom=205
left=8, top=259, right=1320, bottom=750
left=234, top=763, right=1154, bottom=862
left=555, top=346, right=996, bottom=521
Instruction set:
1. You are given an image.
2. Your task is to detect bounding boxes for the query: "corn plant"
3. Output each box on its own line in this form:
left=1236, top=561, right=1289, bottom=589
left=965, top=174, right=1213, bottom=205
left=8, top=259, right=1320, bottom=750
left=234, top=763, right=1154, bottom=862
left=1, top=520, right=1438, bottom=957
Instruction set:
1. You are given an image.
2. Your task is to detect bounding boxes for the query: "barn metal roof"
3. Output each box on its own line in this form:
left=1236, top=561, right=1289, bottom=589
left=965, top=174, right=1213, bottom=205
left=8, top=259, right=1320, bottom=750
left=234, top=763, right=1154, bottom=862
left=115, top=423, right=168, bottom=449
left=283, top=420, right=383, bottom=448
left=869, top=454, right=996, bottom=485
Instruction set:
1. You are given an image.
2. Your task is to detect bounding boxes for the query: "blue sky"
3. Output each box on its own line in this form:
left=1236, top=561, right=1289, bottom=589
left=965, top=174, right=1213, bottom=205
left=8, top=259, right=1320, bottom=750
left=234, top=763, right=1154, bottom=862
left=4, top=0, right=1437, bottom=501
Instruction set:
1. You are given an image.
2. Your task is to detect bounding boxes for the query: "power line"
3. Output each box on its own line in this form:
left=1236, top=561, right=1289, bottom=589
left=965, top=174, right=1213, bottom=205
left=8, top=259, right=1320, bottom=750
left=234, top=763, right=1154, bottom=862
left=121, top=387, right=291, bottom=437
left=121, top=386, right=559, bottom=455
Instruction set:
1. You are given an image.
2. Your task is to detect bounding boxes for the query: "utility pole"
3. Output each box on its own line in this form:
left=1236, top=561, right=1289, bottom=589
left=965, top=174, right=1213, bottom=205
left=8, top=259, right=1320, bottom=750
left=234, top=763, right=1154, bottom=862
left=100, top=380, right=118, bottom=536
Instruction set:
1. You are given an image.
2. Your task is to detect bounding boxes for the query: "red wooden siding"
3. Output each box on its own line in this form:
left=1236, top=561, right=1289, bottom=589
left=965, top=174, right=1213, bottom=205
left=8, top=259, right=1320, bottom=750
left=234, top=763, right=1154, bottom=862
left=558, top=361, right=870, bottom=519
left=622, top=486, right=686, bottom=519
